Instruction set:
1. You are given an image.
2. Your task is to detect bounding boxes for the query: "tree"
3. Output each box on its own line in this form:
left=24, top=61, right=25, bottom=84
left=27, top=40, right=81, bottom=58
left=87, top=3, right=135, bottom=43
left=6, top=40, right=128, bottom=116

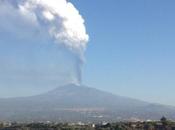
left=160, top=116, right=168, bottom=126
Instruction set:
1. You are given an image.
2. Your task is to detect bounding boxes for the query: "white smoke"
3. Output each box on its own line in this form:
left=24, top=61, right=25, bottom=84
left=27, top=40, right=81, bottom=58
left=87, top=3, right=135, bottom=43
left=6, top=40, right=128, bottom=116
left=0, top=0, right=89, bottom=86
left=0, top=0, right=89, bottom=52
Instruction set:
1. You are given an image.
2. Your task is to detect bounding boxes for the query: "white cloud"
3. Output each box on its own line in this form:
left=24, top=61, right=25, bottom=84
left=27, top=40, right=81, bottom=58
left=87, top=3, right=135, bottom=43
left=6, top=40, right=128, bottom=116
left=0, top=0, right=89, bottom=54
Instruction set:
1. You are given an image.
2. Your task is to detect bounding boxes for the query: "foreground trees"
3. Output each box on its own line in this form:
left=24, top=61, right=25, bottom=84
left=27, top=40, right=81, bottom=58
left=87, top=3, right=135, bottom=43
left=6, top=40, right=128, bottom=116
left=0, top=117, right=175, bottom=130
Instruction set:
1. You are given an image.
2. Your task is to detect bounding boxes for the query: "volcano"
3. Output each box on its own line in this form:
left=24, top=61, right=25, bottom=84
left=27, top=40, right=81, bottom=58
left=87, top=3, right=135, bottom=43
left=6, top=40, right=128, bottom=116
left=0, top=84, right=175, bottom=122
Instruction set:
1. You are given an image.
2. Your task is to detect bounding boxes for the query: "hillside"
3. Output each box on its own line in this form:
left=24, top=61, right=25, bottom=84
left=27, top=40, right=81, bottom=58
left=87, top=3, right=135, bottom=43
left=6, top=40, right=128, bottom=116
left=0, top=84, right=175, bottom=122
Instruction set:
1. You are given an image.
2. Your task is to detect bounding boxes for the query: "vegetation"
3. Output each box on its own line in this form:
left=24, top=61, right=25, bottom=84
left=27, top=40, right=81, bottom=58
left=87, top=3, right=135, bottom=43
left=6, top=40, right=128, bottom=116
left=1, top=117, right=175, bottom=130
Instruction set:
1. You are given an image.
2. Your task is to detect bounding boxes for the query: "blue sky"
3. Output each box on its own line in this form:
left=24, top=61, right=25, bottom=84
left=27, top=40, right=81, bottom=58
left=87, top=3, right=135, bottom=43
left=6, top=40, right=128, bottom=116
left=70, top=0, right=175, bottom=105
left=0, top=0, right=175, bottom=106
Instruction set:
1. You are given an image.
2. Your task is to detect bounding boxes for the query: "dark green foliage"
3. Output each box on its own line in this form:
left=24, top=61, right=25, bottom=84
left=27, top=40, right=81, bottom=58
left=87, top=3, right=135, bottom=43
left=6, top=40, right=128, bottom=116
left=1, top=117, right=175, bottom=130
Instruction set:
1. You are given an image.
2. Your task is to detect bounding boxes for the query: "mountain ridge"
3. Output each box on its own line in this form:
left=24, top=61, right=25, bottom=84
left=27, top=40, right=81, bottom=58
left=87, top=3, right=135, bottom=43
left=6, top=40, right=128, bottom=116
left=0, top=83, right=175, bottom=122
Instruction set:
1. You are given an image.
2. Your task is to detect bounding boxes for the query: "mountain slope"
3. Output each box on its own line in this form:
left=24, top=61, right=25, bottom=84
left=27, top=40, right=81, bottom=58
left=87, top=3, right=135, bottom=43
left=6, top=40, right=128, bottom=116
left=0, top=84, right=175, bottom=122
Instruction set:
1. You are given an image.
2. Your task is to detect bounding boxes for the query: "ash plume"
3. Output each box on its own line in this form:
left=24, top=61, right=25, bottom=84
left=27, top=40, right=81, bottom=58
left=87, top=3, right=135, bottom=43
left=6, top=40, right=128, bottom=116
left=0, top=0, right=89, bottom=86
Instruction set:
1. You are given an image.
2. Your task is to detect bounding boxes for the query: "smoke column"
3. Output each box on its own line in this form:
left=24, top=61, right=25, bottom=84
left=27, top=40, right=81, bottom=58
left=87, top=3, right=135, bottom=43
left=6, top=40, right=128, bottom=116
left=0, top=0, right=89, bottom=85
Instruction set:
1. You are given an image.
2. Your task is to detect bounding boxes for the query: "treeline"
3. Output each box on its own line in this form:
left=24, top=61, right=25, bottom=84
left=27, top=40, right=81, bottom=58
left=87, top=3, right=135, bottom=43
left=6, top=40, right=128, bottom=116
left=1, top=117, right=175, bottom=130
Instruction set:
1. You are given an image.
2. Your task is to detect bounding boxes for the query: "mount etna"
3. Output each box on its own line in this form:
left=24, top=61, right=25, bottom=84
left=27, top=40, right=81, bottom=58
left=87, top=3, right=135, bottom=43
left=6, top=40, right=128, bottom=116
left=0, top=84, right=175, bottom=122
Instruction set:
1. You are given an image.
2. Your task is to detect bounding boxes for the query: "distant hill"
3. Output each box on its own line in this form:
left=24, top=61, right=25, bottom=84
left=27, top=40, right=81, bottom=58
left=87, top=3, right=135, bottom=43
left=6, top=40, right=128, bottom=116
left=0, top=84, right=175, bottom=122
